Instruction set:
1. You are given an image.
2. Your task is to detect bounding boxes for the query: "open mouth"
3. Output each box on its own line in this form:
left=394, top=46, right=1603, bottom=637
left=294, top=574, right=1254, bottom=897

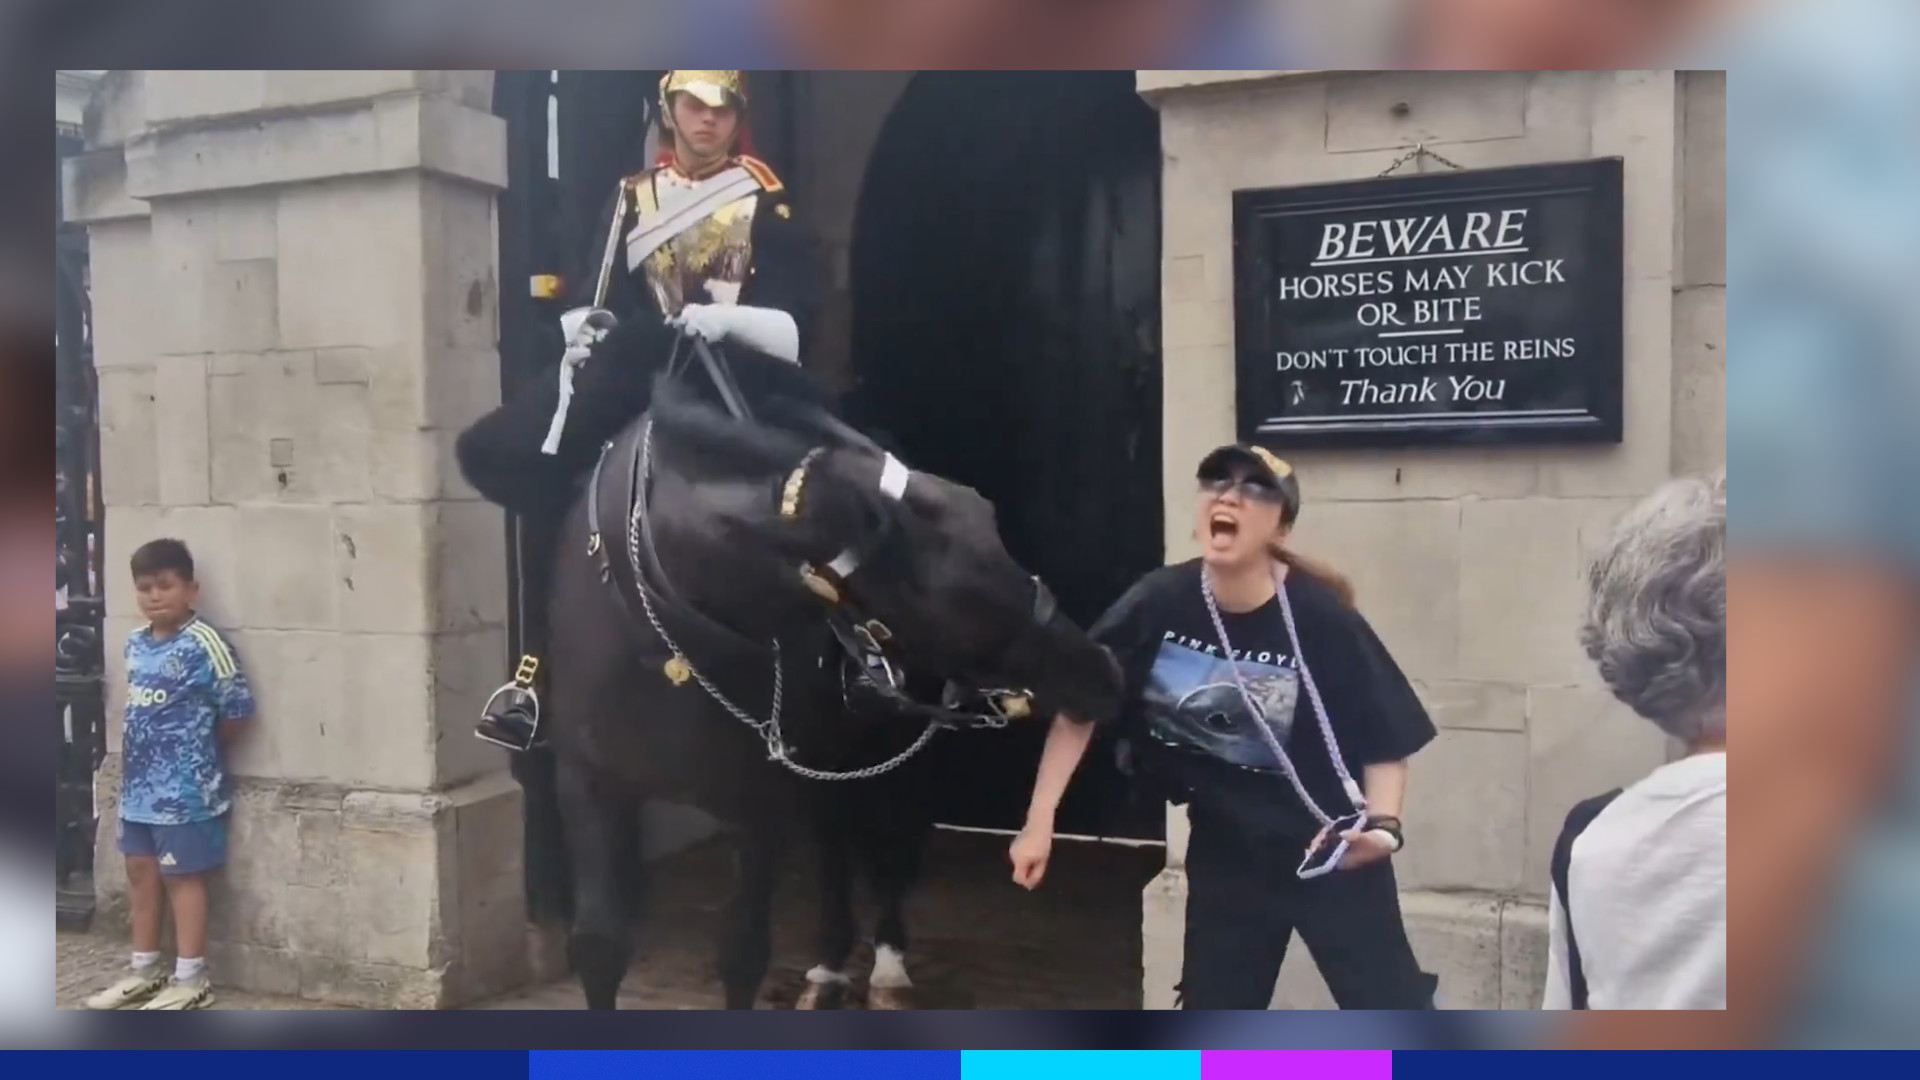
left=1207, top=512, right=1239, bottom=544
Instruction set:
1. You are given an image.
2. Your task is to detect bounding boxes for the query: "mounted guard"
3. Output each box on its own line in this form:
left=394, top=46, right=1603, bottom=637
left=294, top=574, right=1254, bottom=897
left=458, top=69, right=823, bottom=752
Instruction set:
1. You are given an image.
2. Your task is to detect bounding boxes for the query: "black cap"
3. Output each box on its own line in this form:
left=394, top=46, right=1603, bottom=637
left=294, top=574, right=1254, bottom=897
left=1197, top=444, right=1301, bottom=524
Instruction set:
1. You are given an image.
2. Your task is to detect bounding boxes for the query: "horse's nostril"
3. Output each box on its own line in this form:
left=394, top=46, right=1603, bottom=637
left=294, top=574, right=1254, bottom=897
left=1204, top=712, right=1234, bottom=732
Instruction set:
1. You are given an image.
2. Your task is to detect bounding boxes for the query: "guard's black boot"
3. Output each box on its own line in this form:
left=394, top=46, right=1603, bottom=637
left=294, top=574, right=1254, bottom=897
left=476, top=655, right=544, bottom=752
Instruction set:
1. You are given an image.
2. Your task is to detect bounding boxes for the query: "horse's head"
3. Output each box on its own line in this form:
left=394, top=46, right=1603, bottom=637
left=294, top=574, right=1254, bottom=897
left=648, top=381, right=1123, bottom=726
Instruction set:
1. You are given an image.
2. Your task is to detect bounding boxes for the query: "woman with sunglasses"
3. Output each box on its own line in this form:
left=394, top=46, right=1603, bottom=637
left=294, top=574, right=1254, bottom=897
left=1009, top=444, right=1439, bottom=1009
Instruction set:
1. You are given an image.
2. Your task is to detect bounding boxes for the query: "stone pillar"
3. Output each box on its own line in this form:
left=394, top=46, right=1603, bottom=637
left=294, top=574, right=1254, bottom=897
left=1134, top=69, right=1724, bottom=1009
left=67, top=70, right=528, bottom=1007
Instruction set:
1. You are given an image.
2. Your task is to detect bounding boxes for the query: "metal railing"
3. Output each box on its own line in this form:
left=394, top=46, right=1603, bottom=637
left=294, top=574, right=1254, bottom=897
left=55, top=128, right=104, bottom=931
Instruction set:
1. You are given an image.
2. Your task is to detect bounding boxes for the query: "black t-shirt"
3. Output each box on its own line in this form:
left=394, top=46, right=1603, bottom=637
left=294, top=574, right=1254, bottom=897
left=1088, top=560, right=1436, bottom=844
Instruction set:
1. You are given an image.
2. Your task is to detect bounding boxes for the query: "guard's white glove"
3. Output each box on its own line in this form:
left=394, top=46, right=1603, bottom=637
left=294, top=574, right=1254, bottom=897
left=540, top=307, right=618, bottom=455
left=670, top=302, right=800, bottom=365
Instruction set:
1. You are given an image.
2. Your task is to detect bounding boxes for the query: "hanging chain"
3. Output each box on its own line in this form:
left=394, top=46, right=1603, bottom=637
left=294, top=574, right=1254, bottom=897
left=1200, top=563, right=1369, bottom=827
left=778, top=719, right=941, bottom=783
left=1377, top=141, right=1467, bottom=178
left=627, top=420, right=939, bottom=782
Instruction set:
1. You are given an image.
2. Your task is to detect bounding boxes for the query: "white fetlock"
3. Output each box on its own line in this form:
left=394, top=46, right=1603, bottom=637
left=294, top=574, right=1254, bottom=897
left=796, top=965, right=852, bottom=1010
left=869, top=944, right=912, bottom=990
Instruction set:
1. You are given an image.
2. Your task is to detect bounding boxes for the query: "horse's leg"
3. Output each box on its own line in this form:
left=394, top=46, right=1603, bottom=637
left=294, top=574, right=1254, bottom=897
left=556, top=755, right=643, bottom=1010
left=796, top=788, right=857, bottom=1010
left=716, top=815, right=784, bottom=1010
left=861, top=779, right=931, bottom=1010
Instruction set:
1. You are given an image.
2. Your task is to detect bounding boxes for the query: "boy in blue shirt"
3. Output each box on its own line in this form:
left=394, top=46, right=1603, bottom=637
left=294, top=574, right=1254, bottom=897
left=85, top=539, right=254, bottom=1010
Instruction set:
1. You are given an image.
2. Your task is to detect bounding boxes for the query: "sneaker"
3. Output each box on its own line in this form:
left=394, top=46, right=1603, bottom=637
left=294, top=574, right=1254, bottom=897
left=137, top=973, right=215, bottom=1011
left=83, top=965, right=168, bottom=1010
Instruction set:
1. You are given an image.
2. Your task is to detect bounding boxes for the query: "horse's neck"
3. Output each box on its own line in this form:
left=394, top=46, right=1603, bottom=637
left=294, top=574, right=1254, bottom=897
left=646, top=470, right=813, bottom=642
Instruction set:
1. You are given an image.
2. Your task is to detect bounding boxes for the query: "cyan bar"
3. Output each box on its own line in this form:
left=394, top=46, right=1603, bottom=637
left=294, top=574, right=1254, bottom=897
left=964, top=1051, right=1205, bottom=1080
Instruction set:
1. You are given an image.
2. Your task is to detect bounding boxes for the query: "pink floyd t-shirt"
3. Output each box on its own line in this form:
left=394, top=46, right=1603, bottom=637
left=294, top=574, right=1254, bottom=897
left=1087, top=560, right=1436, bottom=844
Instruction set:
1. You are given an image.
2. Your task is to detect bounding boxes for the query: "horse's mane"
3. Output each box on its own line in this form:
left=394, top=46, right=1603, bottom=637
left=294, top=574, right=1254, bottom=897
left=646, top=373, right=820, bottom=479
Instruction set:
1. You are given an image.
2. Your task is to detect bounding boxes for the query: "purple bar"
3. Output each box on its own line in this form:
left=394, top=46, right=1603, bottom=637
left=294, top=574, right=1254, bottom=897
left=1204, top=1051, right=1393, bottom=1080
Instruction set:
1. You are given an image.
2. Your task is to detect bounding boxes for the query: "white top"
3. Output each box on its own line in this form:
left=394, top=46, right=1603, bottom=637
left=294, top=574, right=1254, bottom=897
left=0, top=837, right=50, bottom=1027
left=1543, top=752, right=1727, bottom=1010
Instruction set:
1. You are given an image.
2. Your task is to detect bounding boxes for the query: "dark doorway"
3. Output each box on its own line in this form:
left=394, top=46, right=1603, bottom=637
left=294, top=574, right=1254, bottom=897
left=846, top=72, right=1165, bottom=840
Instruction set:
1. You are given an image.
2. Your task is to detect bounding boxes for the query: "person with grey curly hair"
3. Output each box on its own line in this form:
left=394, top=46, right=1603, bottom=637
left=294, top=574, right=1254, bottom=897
left=1581, top=470, right=1728, bottom=745
left=1544, top=470, right=1727, bottom=1011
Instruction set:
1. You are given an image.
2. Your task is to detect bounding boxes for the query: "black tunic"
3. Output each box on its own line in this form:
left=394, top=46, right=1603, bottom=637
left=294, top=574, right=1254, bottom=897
left=1087, top=561, right=1437, bottom=846
left=457, top=161, right=825, bottom=520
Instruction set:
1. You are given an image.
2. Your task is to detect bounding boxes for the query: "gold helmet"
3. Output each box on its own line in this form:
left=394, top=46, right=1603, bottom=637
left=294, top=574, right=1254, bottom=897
left=658, top=70, right=748, bottom=113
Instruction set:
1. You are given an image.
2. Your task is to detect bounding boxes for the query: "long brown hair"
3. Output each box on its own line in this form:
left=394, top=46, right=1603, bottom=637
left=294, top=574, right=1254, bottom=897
left=1271, top=541, right=1356, bottom=609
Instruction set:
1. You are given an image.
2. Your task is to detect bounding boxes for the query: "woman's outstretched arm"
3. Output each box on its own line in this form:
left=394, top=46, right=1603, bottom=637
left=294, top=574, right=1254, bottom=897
left=1009, top=712, right=1096, bottom=889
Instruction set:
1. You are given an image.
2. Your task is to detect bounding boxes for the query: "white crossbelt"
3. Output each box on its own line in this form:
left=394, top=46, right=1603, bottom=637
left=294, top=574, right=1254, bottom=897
left=626, top=166, right=762, bottom=271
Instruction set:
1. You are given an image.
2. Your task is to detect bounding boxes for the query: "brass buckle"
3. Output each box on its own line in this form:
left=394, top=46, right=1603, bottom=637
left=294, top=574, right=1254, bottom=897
left=800, top=566, right=842, bottom=603
left=781, top=447, right=830, bottom=520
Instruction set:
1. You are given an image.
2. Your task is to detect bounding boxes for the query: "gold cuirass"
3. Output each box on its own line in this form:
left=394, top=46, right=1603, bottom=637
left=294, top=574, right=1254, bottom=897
left=624, top=166, right=760, bottom=317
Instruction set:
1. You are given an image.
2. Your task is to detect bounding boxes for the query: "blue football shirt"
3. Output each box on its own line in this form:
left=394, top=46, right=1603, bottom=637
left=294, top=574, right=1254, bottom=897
left=120, top=616, right=255, bottom=826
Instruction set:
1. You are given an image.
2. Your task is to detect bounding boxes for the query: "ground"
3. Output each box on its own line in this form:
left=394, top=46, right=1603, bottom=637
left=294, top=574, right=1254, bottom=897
left=59, top=828, right=1162, bottom=1010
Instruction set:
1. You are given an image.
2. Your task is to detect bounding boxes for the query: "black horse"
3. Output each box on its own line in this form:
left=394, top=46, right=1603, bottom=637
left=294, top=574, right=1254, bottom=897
left=513, top=370, right=1122, bottom=1010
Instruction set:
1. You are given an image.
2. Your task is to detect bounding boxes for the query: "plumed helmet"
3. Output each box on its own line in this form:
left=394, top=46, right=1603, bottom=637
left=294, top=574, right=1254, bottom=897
left=659, top=70, right=748, bottom=112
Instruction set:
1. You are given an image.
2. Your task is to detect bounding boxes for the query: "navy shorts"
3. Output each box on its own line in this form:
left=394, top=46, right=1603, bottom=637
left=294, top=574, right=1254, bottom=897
left=117, top=815, right=228, bottom=875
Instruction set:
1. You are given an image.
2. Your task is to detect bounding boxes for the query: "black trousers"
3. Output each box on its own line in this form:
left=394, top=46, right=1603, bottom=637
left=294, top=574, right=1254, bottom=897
left=1179, top=810, right=1438, bottom=1010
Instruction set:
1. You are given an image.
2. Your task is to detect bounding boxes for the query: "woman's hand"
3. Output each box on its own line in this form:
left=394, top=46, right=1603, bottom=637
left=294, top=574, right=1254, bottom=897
left=1310, top=821, right=1395, bottom=871
left=1011, top=713, right=1096, bottom=890
left=1008, top=827, right=1054, bottom=890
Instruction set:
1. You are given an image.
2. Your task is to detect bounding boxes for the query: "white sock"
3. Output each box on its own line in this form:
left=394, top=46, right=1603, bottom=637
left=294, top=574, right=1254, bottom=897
left=174, top=956, right=206, bottom=981
left=131, top=951, right=161, bottom=972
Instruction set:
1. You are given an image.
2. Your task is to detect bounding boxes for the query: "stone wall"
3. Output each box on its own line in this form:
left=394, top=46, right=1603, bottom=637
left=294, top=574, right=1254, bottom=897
left=67, top=70, right=530, bottom=1008
left=792, top=71, right=916, bottom=393
left=1136, top=69, right=1725, bottom=1009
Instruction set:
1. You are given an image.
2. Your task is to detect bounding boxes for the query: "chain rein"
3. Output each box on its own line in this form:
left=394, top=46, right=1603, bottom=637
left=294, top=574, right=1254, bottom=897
left=627, top=419, right=938, bottom=782
left=1200, top=562, right=1368, bottom=828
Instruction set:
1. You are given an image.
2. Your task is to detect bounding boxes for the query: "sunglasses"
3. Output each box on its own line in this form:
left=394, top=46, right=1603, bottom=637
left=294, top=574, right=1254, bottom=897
left=1199, top=475, right=1287, bottom=505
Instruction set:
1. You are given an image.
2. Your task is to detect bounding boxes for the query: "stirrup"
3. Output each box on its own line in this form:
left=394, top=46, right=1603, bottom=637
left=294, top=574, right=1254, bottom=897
left=476, top=655, right=543, bottom=751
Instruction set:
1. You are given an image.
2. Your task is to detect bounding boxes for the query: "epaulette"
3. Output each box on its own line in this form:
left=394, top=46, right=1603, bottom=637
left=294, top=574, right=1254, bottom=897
left=735, top=154, right=785, bottom=195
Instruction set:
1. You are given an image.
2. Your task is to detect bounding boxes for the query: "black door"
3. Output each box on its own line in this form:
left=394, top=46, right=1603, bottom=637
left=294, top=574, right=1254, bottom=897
left=847, top=72, right=1165, bottom=840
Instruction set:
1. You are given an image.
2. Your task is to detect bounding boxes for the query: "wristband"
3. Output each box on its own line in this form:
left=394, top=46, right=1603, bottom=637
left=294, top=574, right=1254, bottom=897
left=1365, top=815, right=1404, bottom=853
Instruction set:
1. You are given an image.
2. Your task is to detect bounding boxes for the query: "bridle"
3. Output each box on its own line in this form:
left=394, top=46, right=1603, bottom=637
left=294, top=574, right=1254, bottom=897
left=584, top=334, right=1053, bottom=781
left=775, top=443, right=1057, bottom=731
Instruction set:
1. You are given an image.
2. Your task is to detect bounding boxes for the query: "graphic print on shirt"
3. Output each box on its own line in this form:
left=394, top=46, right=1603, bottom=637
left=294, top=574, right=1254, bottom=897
left=121, top=620, right=254, bottom=826
left=1140, top=633, right=1301, bottom=773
